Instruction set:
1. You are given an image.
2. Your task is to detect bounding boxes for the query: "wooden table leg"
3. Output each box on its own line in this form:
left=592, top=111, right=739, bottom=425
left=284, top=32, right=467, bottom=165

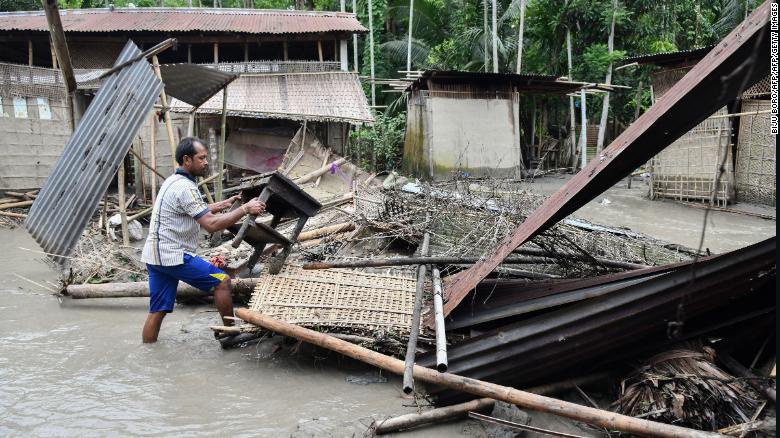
left=267, top=215, right=307, bottom=274
left=231, top=188, right=273, bottom=249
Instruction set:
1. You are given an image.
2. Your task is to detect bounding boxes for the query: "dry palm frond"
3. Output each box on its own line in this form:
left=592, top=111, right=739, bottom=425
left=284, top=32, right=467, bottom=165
left=614, top=347, right=760, bottom=431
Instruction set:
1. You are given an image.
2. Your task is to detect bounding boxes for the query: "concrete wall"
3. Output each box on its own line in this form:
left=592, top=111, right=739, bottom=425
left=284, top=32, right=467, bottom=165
left=0, top=97, right=71, bottom=190
left=403, top=91, right=522, bottom=180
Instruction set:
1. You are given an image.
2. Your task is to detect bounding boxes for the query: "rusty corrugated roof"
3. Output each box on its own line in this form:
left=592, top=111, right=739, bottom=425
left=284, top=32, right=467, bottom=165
left=0, top=7, right=367, bottom=35
left=168, top=71, right=374, bottom=124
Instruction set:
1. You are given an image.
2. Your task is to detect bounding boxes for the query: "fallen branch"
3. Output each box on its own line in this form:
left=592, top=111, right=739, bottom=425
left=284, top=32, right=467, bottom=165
left=235, top=309, right=723, bottom=438
left=0, top=200, right=34, bottom=210
left=513, top=247, right=648, bottom=269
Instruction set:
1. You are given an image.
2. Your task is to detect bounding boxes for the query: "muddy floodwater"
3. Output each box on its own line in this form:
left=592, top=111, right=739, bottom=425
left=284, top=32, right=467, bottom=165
left=1, top=179, right=775, bottom=437
left=0, top=229, right=471, bottom=437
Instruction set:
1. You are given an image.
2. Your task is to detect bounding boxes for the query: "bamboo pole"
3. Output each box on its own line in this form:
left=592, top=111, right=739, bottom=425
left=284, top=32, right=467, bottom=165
left=128, top=144, right=164, bottom=179
left=483, top=0, right=489, bottom=71
left=491, top=0, right=498, bottom=73
left=66, top=278, right=259, bottom=300
left=596, top=0, right=617, bottom=154
left=0, top=211, right=26, bottom=218
left=235, top=309, right=722, bottom=438
left=579, top=89, right=587, bottom=169
left=367, top=0, right=376, bottom=107
left=216, top=86, right=228, bottom=203
left=296, top=222, right=355, bottom=242
left=431, top=266, right=447, bottom=373
left=352, top=0, right=359, bottom=72
left=407, top=0, right=414, bottom=72
left=403, top=229, right=430, bottom=394
left=374, top=398, right=494, bottom=434
left=149, top=114, right=158, bottom=204
left=293, top=157, right=347, bottom=185
left=151, top=55, right=178, bottom=169
left=117, top=158, right=130, bottom=246
left=515, top=0, right=525, bottom=73
left=0, top=200, right=34, bottom=210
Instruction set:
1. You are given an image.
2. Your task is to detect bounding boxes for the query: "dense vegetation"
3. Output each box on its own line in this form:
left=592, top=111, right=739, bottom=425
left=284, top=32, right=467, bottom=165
left=1, top=0, right=762, bottom=170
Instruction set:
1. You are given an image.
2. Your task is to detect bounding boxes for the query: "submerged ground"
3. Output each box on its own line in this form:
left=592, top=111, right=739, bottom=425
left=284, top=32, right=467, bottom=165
left=0, top=177, right=774, bottom=437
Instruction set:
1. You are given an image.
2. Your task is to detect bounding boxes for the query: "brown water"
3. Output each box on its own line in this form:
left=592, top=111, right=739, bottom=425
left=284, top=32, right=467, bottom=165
left=0, top=229, right=471, bottom=437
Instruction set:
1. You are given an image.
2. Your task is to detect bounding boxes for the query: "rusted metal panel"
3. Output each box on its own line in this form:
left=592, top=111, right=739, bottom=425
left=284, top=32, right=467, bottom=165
left=440, top=3, right=772, bottom=317
left=407, top=70, right=588, bottom=94
left=25, top=40, right=162, bottom=258
left=0, top=8, right=367, bottom=35
left=422, top=237, right=776, bottom=405
left=622, top=46, right=714, bottom=67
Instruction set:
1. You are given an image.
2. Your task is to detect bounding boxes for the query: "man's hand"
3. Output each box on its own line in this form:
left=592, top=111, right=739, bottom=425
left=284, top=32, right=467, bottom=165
left=241, top=199, right=266, bottom=216
left=224, top=195, right=241, bottom=210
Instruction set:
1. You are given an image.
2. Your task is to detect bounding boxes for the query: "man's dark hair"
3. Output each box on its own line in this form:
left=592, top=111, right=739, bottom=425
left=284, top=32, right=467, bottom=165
left=175, top=137, right=207, bottom=165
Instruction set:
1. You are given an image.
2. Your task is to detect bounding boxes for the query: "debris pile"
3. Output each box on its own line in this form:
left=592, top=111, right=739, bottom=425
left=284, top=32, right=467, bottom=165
left=614, top=347, right=761, bottom=431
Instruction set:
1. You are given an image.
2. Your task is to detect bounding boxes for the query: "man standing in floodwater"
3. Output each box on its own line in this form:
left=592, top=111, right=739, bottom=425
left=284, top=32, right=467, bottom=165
left=140, top=137, right=266, bottom=343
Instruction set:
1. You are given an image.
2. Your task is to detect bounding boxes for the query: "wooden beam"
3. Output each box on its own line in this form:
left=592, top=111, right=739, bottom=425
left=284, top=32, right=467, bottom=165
left=151, top=55, right=178, bottom=169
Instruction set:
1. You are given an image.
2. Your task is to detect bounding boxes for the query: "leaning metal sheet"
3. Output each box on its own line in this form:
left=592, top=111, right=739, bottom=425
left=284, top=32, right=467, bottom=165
left=25, top=40, right=162, bottom=258
left=248, top=264, right=417, bottom=334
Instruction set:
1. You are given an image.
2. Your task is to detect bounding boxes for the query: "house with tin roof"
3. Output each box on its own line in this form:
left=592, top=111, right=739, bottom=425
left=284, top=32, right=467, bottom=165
left=0, top=7, right=372, bottom=190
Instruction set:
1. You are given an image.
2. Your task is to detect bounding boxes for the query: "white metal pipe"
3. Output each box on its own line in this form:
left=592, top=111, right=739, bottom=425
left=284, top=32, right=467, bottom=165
left=432, top=267, right=448, bottom=373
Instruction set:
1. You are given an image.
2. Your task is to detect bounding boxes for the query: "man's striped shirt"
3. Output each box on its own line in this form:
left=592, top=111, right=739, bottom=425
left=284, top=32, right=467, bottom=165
left=141, top=170, right=209, bottom=266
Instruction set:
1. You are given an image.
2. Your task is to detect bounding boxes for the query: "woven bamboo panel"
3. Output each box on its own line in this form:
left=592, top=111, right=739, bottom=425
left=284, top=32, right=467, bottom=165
left=742, top=75, right=771, bottom=99
left=249, top=264, right=417, bottom=333
left=649, top=107, right=734, bottom=205
left=651, top=67, right=690, bottom=100
left=736, top=99, right=775, bottom=206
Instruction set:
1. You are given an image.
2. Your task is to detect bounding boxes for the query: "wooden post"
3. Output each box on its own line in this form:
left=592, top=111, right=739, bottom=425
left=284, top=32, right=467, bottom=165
left=117, top=158, right=130, bottom=246
left=367, top=0, right=376, bottom=107
left=317, top=41, right=324, bottom=62
left=213, top=42, right=219, bottom=64
left=28, top=40, right=33, bottom=66
left=149, top=114, right=158, bottom=204
left=283, top=41, right=289, bottom=61
left=235, top=309, right=723, bottom=438
left=216, top=86, right=228, bottom=203
left=151, top=55, right=178, bottom=169
left=66, top=278, right=259, bottom=300
left=515, top=0, right=525, bottom=73
left=187, top=44, right=192, bottom=63
left=244, top=42, right=249, bottom=62
left=403, top=229, right=430, bottom=394
left=99, top=193, right=108, bottom=235
left=596, top=0, right=617, bottom=154
left=42, top=0, right=77, bottom=131
left=432, top=266, right=447, bottom=372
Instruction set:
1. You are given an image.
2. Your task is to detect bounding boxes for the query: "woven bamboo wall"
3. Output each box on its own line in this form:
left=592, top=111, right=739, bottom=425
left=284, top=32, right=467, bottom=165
left=736, top=99, right=775, bottom=206
left=648, top=66, right=735, bottom=205
left=649, top=107, right=734, bottom=205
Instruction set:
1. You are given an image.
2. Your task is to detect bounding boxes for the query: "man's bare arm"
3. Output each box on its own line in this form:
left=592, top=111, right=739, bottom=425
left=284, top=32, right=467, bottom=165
left=196, top=199, right=266, bottom=234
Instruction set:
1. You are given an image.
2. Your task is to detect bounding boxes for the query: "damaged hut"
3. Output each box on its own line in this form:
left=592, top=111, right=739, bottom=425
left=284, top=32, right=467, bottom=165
left=0, top=7, right=371, bottom=190
left=402, top=71, right=597, bottom=180
left=624, top=47, right=775, bottom=206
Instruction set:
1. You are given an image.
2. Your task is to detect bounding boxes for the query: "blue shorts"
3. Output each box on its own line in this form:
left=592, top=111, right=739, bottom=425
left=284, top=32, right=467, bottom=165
left=147, top=253, right=229, bottom=313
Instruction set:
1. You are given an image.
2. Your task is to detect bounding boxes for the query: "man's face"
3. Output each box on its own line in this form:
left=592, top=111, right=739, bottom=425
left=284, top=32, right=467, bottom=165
left=183, top=142, right=210, bottom=177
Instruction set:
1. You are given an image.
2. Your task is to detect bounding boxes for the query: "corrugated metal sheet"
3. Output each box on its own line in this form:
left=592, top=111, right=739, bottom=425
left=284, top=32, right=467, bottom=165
left=0, top=8, right=367, bottom=35
left=158, top=63, right=238, bottom=108
left=25, top=40, right=162, bottom=258
left=622, top=46, right=714, bottom=66
left=168, top=72, right=374, bottom=124
left=421, top=237, right=776, bottom=405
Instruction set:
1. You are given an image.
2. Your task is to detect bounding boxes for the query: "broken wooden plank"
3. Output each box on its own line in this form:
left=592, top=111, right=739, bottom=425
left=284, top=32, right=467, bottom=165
left=373, top=398, right=494, bottom=434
